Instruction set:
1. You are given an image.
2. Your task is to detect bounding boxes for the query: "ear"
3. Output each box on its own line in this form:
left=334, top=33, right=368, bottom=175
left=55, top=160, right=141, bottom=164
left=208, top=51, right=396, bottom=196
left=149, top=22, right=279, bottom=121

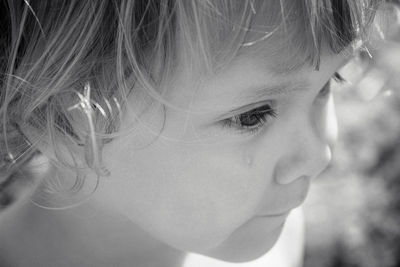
left=0, top=153, right=50, bottom=212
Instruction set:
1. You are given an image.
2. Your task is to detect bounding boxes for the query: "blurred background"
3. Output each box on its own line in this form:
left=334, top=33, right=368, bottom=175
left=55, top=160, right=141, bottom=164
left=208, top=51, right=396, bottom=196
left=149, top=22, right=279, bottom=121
left=303, top=2, right=400, bottom=267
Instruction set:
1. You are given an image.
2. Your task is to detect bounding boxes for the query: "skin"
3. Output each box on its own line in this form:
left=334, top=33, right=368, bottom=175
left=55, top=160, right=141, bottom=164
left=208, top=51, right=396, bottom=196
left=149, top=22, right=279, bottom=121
left=0, top=39, right=346, bottom=267
left=94, top=46, right=344, bottom=262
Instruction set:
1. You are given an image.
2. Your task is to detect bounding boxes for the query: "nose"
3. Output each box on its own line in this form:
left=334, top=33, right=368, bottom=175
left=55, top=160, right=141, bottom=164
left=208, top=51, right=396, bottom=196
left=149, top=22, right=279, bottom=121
left=274, top=96, right=337, bottom=185
left=274, top=141, right=332, bottom=185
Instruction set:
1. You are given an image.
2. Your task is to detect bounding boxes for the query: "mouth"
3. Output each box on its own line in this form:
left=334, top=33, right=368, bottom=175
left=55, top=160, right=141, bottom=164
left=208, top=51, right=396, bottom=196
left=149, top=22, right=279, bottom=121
left=257, top=181, right=311, bottom=217
left=254, top=175, right=312, bottom=219
left=256, top=210, right=290, bottom=218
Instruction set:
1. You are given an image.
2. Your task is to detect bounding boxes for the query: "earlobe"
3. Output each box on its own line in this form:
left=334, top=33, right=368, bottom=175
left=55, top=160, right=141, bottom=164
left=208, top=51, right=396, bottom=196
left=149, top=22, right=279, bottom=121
left=0, top=153, right=50, bottom=212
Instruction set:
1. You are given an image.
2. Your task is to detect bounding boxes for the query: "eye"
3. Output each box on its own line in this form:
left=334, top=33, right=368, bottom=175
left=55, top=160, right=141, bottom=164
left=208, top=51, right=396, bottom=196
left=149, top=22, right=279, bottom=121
left=333, top=72, right=346, bottom=83
left=221, top=103, right=277, bottom=134
left=318, top=72, right=346, bottom=98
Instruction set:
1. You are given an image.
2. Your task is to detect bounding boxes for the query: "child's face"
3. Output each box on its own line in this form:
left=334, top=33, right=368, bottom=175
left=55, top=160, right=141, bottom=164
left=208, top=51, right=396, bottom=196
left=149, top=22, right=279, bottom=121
left=98, top=42, right=346, bottom=262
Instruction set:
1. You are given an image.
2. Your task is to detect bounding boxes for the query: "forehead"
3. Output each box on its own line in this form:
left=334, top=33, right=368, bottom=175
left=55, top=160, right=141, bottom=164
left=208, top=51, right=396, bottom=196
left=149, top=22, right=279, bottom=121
left=147, top=0, right=371, bottom=107
left=194, top=0, right=360, bottom=74
left=237, top=39, right=353, bottom=78
left=168, top=44, right=346, bottom=116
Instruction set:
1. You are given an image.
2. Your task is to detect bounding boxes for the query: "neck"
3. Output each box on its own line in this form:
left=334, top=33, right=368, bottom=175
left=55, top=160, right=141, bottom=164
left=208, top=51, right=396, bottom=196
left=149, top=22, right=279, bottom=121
left=0, top=197, right=186, bottom=267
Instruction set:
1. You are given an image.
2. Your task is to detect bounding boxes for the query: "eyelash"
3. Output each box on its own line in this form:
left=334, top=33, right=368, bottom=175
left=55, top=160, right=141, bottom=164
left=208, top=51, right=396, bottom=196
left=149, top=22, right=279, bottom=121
left=221, top=72, right=346, bottom=135
left=221, top=103, right=277, bottom=135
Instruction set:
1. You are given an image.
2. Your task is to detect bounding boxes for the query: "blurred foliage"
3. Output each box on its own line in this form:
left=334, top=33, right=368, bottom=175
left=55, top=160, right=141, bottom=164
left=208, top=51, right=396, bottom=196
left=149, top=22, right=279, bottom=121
left=304, top=3, right=400, bottom=267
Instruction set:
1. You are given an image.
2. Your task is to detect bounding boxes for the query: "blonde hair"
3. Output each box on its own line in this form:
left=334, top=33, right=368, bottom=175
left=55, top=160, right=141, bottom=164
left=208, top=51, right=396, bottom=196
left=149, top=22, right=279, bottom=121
left=0, top=0, right=381, bottom=193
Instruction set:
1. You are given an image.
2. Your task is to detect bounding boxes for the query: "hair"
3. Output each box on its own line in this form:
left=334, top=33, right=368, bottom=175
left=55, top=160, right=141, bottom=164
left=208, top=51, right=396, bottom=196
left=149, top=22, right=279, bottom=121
left=0, top=0, right=382, bottom=199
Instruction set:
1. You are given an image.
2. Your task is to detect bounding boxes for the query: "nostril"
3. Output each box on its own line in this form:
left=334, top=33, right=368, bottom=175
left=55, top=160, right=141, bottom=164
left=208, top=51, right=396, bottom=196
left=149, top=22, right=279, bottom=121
left=274, top=138, right=333, bottom=185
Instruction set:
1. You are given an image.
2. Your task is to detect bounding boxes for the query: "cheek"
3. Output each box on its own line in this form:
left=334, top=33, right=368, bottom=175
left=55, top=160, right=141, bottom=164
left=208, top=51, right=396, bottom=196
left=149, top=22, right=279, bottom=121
left=101, top=139, right=269, bottom=252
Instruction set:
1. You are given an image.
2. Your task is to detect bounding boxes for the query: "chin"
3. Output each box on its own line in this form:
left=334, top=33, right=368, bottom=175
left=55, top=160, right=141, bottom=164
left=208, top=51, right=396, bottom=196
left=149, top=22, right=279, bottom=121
left=202, top=218, right=285, bottom=263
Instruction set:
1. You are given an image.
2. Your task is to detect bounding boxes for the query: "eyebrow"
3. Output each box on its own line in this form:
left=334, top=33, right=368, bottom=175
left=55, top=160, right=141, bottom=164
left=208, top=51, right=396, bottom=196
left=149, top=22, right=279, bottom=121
left=234, top=80, right=310, bottom=104
left=269, top=59, right=309, bottom=76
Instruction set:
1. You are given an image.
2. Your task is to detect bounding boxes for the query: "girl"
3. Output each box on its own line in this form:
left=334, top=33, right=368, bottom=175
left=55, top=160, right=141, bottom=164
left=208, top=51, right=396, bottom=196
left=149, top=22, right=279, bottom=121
left=0, top=0, right=381, bottom=266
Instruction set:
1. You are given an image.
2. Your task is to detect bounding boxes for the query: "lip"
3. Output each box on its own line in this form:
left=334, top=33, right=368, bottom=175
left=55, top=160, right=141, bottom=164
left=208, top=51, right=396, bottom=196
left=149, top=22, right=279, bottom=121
left=257, top=195, right=305, bottom=217
left=256, top=211, right=290, bottom=218
left=259, top=198, right=305, bottom=217
left=257, top=179, right=311, bottom=216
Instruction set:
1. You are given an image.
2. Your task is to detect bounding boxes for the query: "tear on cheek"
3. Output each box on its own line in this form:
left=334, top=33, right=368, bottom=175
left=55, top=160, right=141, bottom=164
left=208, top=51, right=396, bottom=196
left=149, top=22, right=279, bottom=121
left=244, top=155, right=254, bottom=166
left=242, top=152, right=254, bottom=167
